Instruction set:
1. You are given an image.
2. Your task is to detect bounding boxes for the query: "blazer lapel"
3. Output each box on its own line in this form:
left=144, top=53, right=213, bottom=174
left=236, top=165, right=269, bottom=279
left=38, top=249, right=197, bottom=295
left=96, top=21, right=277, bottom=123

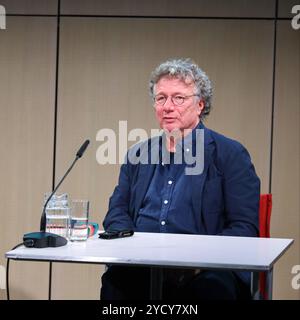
left=191, top=127, right=215, bottom=226
left=134, top=136, right=161, bottom=216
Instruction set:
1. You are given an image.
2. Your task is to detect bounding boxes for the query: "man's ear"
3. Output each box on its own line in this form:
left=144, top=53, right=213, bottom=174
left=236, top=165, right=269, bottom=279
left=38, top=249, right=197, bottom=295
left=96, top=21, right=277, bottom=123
left=198, top=100, right=205, bottom=116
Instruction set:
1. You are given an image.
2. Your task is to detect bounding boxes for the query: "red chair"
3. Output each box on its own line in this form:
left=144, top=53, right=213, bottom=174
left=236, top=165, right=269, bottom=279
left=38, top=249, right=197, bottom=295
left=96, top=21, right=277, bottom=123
left=259, top=194, right=272, bottom=238
left=258, top=194, right=272, bottom=299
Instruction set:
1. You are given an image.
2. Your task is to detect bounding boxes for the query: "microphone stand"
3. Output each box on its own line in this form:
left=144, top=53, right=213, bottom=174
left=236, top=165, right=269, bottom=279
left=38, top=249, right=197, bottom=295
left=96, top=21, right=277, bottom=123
left=40, top=156, right=78, bottom=232
left=23, top=140, right=90, bottom=248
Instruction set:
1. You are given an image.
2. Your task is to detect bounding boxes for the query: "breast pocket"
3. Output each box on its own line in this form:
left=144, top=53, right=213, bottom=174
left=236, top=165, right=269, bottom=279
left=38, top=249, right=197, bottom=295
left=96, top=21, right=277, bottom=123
left=202, top=177, right=224, bottom=213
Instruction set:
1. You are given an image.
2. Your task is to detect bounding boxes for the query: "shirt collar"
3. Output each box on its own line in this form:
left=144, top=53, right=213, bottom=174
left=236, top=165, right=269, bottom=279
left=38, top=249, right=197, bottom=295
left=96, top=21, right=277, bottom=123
left=160, top=121, right=204, bottom=163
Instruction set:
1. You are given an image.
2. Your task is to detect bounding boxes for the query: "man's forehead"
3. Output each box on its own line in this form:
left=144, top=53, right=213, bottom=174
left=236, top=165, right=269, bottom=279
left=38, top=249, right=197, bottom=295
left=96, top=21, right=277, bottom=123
left=155, top=75, right=195, bottom=90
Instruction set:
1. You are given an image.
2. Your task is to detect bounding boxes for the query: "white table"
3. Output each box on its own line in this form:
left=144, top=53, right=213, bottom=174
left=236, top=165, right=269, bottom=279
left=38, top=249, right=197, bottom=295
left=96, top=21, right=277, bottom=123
left=5, top=232, right=293, bottom=300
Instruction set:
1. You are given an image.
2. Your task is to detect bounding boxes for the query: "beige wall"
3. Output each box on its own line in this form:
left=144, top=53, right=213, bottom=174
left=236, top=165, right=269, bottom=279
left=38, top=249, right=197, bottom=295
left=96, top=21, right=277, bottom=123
left=0, top=16, right=57, bottom=299
left=0, top=0, right=299, bottom=300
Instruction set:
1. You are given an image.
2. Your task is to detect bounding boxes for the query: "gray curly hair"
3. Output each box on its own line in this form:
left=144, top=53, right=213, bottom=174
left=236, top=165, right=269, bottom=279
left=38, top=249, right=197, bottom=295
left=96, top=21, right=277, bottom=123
left=149, top=58, right=213, bottom=119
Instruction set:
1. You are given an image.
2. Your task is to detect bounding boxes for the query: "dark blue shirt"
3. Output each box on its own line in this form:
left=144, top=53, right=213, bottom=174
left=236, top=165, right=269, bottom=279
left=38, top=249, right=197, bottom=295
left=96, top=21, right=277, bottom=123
left=135, top=122, right=204, bottom=234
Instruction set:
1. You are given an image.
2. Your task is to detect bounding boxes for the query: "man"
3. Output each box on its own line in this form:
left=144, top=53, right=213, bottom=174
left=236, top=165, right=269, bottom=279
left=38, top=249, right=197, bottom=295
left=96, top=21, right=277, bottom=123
left=101, top=58, right=260, bottom=300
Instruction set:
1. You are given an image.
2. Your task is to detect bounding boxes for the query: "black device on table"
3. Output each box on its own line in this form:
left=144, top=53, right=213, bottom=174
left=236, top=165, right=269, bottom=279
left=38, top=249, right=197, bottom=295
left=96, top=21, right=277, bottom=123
left=99, top=230, right=134, bottom=239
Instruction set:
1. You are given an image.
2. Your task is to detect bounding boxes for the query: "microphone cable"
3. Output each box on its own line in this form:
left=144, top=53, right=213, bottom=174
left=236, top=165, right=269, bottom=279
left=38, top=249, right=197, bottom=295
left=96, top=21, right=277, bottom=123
left=6, top=242, right=24, bottom=300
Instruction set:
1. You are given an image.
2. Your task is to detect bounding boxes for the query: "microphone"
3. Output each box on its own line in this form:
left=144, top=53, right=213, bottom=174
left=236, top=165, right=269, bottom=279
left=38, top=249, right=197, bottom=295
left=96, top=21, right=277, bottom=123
left=76, top=139, right=90, bottom=158
left=23, top=139, right=90, bottom=248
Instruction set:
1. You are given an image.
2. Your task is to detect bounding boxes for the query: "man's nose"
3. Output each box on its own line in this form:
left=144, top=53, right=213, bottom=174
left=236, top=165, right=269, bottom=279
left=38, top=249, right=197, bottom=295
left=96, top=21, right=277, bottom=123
left=163, top=96, right=175, bottom=111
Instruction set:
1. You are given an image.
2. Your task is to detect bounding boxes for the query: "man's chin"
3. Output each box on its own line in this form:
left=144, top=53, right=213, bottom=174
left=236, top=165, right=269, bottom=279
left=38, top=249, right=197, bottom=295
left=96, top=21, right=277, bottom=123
left=163, top=125, right=177, bottom=131
left=162, top=125, right=182, bottom=136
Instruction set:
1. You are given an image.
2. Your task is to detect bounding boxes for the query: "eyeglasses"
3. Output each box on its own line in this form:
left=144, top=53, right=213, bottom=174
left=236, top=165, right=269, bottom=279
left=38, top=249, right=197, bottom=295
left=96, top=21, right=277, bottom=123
left=153, top=94, right=200, bottom=107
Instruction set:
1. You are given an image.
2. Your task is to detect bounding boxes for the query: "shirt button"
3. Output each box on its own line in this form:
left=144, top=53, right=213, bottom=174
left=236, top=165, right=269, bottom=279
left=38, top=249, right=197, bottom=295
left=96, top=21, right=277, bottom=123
left=186, top=148, right=190, bottom=152
left=164, top=200, right=168, bottom=204
left=161, top=220, right=166, bottom=226
left=168, top=180, right=173, bottom=185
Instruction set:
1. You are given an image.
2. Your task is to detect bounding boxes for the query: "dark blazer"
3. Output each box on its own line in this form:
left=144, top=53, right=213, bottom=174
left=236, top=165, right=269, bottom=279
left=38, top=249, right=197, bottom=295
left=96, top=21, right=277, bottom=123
left=103, top=125, right=260, bottom=284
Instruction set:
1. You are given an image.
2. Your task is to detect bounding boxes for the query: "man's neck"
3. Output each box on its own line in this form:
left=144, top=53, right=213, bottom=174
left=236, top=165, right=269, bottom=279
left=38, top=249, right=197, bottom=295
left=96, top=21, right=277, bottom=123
left=164, top=120, right=200, bottom=152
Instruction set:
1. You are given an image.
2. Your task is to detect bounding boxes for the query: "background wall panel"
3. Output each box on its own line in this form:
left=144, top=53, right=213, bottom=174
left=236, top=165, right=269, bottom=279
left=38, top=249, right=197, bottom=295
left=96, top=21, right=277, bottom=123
left=61, top=0, right=275, bottom=18
left=51, top=17, right=273, bottom=299
left=278, top=0, right=300, bottom=18
left=271, top=21, right=300, bottom=300
left=0, top=17, right=57, bottom=299
left=0, top=0, right=58, bottom=15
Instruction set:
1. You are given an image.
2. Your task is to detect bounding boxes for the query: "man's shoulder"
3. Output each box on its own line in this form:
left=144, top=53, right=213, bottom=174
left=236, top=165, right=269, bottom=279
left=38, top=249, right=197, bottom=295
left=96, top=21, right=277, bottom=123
left=206, top=127, right=246, bottom=153
left=204, top=127, right=254, bottom=175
